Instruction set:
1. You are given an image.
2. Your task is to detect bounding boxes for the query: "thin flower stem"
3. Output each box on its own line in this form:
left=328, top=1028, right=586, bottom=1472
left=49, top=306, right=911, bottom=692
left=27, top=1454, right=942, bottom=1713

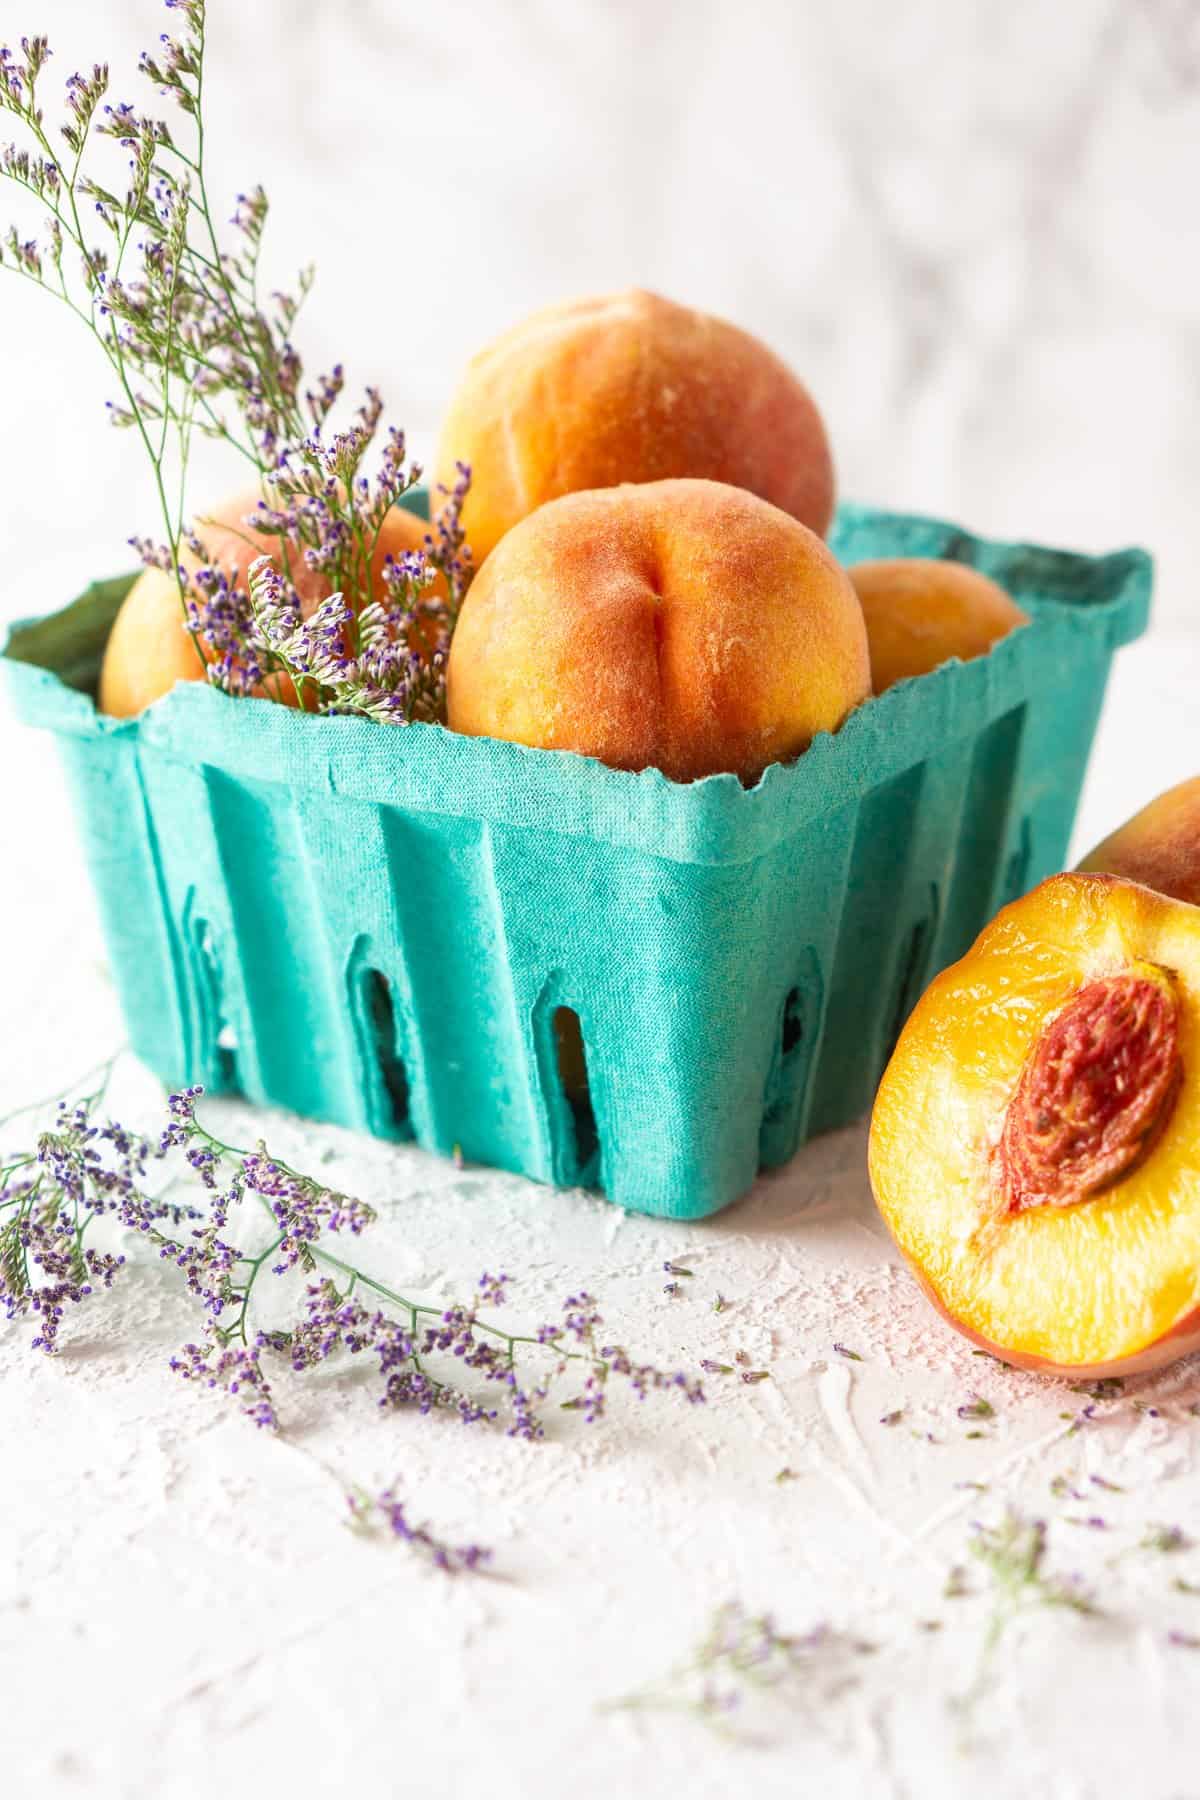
left=0, top=1054, right=118, bottom=1134
left=3, top=6, right=473, bottom=725
left=189, top=12, right=264, bottom=405
left=18, top=91, right=183, bottom=581
left=219, top=1234, right=283, bottom=1345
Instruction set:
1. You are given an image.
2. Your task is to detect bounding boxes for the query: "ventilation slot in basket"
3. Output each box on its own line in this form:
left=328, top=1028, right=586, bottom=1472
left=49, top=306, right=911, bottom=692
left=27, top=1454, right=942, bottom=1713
left=364, top=969, right=410, bottom=1134
left=759, top=953, right=823, bottom=1168
left=553, top=1006, right=600, bottom=1186
left=190, top=913, right=238, bottom=1092
left=880, top=887, right=939, bottom=1075
left=780, top=988, right=805, bottom=1058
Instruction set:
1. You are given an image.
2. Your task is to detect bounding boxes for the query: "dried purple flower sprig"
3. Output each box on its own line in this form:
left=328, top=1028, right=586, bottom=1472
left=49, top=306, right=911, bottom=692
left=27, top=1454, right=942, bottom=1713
left=603, top=1601, right=875, bottom=1741
left=0, top=1059, right=201, bottom=1353
left=952, top=1506, right=1098, bottom=1713
left=2, top=1078, right=706, bottom=1447
left=0, top=5, right=471, bottom=724
left=346, top=1484, right=491, bottom=1575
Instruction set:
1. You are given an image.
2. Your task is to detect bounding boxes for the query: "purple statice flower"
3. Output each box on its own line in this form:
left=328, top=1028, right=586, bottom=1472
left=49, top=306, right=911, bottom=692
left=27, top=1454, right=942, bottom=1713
left=1143, top=1524, right=1192, bottom=1555
left=559, top=1368, right=606, bottom=1426
left=287, top=1283, right=498, bottom=1427
left=606, top=1601, right=873, bottom=1734
left=477, top=1270, right=509, bottom=1308
left=287, top=1279, right=365, bottom=1369
left=5, top=1068, right=710, bottom=1456
left=155, top=1189, right=241, bottom=1319
left=0, top=1089, right=206, bottom=1351
left=240, top=545, right=450, bottom=726
left=159, top=1084, right=203, bottom=1151
left=560, top=1291, right=601, bottom=1343
left=968, top=1508, right=1098, bottom=1620
left=7, top=1210, right=124, bottom=1353
left=5, top=3, right=474, bottom=733
left=171, top=1333, right=277, bottom=1430
left=427, top=460, right=474, bottom=614
left=348, top=1485, right=491, bottom=1575
left=305, top=362, right=344, bottom=429
left=238, top=1146, right=374, bottom=1272
left=599, top=1343, right=706, bottom=1408
left=180, top=563, right=265, bottom=699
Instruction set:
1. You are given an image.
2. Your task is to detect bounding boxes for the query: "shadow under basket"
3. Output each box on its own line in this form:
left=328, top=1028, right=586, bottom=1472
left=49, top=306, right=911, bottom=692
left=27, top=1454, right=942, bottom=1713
left=2, top=501, right=1151, bottom=1220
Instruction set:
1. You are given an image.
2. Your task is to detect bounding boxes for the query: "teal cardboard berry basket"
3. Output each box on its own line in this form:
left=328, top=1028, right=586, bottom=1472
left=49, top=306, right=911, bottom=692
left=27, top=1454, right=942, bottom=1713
left=2, top=502, right=1150, bottom=1220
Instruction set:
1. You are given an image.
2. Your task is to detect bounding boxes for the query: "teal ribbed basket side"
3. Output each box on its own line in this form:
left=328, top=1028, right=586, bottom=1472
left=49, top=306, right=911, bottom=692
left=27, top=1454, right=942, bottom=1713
left=2, top=502, right=1152, bottom=1219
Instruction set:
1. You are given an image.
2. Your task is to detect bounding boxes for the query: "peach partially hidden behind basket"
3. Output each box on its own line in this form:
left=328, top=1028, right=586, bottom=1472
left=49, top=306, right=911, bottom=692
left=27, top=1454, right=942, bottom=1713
left=98, top=492, right=438, bottom=718
left=432, top=288, right=837, bottom=567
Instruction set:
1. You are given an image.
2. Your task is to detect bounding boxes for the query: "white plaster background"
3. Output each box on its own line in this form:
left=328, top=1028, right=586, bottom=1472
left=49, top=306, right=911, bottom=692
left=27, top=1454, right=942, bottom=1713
left=1, top=0, right=1198, bottom=628
left=3, top=3, right=1200, bottom=1798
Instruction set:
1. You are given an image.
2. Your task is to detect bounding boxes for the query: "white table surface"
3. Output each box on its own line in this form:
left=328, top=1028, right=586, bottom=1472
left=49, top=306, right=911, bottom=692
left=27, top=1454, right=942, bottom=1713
left=3, top=628, right=1200, bottom=1800
left=4, top=0, right=1200, bottom=1786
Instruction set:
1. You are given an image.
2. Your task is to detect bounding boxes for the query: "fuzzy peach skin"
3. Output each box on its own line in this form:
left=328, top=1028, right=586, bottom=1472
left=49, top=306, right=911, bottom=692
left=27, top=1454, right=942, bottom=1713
left=869, top=873, right=1200, bottom=1378
left=848, top=558, right=1028, bottom=693
left=1079, top=777, right=1200, bottom=909
left=433, top=289, right=836, bottom=566
left=446, top=478, right=870, bottom=785
left=98, top=491, right=437, bottom=718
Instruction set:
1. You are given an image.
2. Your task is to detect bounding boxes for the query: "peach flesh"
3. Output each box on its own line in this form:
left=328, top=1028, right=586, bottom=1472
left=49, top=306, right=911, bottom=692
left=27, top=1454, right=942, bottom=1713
left=868, top=874, right=1200, bottom=1379
left=915, top=1270, right=1200, bottom=1382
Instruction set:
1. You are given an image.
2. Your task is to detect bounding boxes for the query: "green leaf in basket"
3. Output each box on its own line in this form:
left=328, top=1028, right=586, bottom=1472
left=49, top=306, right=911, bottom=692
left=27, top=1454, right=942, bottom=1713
left=4, top=571, right=139, bottom=695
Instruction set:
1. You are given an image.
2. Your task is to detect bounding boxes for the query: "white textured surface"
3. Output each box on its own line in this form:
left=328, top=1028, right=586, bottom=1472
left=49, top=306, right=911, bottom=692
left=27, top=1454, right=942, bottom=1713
left=4, top=3, right=1200, bottom=1796
left=3, top=643, right=1200, bottom=1800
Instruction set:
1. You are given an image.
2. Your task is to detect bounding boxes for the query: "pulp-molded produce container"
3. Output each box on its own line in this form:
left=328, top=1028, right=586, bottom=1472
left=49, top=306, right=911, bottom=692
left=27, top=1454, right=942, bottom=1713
left=2, top=501, right=1151, bottom=1219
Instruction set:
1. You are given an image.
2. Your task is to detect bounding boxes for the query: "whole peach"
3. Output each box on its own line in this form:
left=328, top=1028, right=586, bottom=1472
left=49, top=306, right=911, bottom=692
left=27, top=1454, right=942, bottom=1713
left=98, top=492, right=437, bottom=718
left=1078, top=776, right=1200, bottom=908
left=433, top=289, right=835, bottom=566
left=848, top=557, right=1028, bottom=693
left=446, top=478, right=870, bottom=784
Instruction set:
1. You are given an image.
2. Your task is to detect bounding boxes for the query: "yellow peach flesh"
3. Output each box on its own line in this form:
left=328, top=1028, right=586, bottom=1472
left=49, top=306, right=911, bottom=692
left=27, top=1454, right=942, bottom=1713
left=869, top=873, right=1200, bottom=1374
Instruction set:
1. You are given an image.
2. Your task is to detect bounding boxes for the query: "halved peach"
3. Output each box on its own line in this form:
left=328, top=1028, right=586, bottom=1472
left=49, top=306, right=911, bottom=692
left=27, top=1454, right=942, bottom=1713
left=869, top=873, right=1200, bottom=1377
left=1078, top=776, right=1200, bottom=909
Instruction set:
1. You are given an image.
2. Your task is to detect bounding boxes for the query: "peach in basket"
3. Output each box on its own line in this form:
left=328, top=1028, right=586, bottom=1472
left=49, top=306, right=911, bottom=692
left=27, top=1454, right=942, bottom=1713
left=870, top=872, right=1200, bottom=1377
left=433, top=289, right=836, bottom=565
left=446, top=478, right=870, bottom=785
left=98, top=490, right=438, bottom=717
left=848, top=557, right=1028, bottom=693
